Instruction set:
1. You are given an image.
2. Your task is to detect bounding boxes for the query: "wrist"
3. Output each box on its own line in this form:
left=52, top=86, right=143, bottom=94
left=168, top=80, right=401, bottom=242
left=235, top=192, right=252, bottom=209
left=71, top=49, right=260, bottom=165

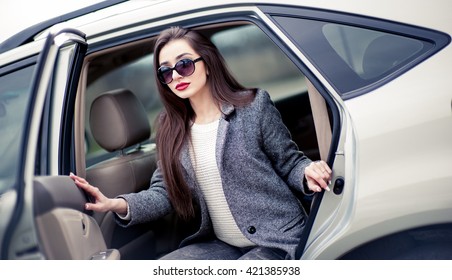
left=111, top=198, right=128, bottom=215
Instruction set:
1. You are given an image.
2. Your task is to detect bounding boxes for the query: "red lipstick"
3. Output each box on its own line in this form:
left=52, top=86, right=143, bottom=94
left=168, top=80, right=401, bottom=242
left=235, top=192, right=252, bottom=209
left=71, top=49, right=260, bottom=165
left=176, top=82, right=190, bottom=91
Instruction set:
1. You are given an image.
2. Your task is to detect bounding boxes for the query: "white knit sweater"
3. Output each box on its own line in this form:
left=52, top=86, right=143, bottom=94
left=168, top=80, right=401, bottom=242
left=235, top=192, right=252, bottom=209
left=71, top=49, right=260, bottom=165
left=189, top=120, right=255, bottom=248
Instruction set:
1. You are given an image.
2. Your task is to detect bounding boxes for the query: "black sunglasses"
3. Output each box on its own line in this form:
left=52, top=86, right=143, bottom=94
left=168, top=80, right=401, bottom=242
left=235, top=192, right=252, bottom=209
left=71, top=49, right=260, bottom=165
left=157, top=57, right=203, bottom=84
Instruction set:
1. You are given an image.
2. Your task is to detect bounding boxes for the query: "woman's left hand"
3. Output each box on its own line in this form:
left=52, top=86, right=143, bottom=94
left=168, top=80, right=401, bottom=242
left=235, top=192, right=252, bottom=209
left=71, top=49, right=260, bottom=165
left=304, top=160, right=332, bottom=192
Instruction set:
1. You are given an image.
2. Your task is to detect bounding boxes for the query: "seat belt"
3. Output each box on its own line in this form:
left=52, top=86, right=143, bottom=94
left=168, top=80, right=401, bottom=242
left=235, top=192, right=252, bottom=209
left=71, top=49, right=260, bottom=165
left=306, top=78, right=332, bottom=161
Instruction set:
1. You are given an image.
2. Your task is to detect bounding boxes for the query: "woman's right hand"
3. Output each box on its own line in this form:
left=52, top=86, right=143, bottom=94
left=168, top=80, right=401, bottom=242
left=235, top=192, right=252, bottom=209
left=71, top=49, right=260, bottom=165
left=69, top=172, right=113, bottom=213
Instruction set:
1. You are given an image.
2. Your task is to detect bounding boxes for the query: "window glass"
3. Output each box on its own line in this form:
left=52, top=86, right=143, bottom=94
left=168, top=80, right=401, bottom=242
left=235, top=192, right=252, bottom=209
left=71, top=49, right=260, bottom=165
left=272, top=16, right=433, bottom=96
left=211, top=25, right=306, bottom=100
left=0, top=65, right=35, bottom=193
left=322, top=24, right=423, bottom=80
left=85, top=54, right=161, bottom=165
left=212, top=25, right=318, bottom=159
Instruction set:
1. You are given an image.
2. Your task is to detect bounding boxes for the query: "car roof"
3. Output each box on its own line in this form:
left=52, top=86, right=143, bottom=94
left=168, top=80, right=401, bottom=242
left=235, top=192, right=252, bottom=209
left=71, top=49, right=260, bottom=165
left=0, top=0, right=127, bottom=54
left=1, top=0, right=451, bottom=55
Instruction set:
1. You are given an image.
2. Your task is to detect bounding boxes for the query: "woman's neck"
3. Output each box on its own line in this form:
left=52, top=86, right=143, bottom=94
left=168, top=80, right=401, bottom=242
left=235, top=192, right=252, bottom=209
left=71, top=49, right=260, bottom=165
left=189, top=91, right=221, bottom=124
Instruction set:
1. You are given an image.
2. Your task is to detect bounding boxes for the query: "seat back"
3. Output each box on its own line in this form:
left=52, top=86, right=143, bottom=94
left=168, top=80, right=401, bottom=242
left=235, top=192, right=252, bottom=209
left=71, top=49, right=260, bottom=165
left=86, top=88, right=158, bottom=258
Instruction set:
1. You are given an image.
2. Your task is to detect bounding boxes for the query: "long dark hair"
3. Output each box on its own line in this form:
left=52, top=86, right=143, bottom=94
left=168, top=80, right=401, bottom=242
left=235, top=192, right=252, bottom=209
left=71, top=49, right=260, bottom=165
left=153, top=26, right=256, bottom=219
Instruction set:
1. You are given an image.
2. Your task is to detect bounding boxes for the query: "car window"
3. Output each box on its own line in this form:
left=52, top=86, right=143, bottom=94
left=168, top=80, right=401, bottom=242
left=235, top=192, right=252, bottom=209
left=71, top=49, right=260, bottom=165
left=322, top=24, right=424, bottom=80
left=84, top=24, right=307, bottom=166
left=85, top=54, right=160, bottom=165
left=272, top=16, right=439, bottom=98
left=211, top=25, right=306, bottom=100
left=0, top=65, right=35, bottom=193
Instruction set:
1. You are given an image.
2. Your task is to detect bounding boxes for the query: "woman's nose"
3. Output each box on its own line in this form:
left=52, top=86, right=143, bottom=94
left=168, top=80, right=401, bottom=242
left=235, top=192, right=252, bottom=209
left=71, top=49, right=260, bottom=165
left=172, top=69, right=182, bottom=80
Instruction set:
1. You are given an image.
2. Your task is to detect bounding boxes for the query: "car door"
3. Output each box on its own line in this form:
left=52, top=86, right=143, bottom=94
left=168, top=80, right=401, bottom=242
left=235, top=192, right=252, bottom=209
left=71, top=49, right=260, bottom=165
left=0, top=26, right=117, bottom=260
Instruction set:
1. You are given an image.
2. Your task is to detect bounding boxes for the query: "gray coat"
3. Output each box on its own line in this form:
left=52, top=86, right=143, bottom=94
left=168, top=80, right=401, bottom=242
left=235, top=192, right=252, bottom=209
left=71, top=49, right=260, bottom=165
left=117, top=89, right=313, bottom=259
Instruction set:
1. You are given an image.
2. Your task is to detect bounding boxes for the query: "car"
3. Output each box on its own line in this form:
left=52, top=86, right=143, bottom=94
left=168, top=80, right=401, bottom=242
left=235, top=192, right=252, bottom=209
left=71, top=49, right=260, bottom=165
left=0, top=0, right=451, bottom=260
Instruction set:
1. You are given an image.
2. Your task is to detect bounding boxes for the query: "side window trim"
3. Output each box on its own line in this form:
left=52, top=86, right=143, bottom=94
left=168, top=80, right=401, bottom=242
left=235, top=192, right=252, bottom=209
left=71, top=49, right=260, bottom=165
left=0, top=56, right=37, bottom=76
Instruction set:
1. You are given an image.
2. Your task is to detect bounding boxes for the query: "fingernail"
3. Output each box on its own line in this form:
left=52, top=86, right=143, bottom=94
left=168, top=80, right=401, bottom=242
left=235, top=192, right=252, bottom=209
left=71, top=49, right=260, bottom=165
left=69, top=172, right=74, bottom=176
left=326, top=186, right=331, bottom=192
left=328, top=180, right=332, bottom=185
left=317, top=187, right=322, bottom=192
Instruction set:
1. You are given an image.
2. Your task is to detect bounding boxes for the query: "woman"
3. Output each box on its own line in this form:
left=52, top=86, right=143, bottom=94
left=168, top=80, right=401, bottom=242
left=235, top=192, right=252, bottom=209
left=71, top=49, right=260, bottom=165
left=70, top=26, right=332, bottom=260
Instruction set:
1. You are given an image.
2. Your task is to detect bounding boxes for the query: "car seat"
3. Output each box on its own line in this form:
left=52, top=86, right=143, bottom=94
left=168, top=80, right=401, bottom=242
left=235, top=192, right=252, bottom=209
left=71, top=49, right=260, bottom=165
left=86, top=88, right=158, bottom=259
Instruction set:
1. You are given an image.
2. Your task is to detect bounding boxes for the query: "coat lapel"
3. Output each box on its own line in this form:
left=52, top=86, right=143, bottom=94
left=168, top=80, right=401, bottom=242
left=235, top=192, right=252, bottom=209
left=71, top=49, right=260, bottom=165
left=216, top=103, right=234, bottom=170
left=180, top=140, right=195, bottom=182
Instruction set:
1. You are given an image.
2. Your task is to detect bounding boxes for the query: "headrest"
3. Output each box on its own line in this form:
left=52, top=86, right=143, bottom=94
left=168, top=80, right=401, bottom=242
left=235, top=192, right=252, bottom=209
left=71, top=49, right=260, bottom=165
left=90, top=89, right=151, bottom=152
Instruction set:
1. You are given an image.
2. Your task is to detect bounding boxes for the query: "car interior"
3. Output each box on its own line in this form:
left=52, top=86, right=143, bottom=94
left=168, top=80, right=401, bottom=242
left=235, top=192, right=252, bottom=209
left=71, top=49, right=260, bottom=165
left=32, top=21, right=333, bottom=260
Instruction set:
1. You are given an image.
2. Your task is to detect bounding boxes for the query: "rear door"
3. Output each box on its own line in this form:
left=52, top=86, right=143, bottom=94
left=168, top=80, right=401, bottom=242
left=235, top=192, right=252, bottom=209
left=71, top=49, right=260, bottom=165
left=0, top=26, right=100, bottom=259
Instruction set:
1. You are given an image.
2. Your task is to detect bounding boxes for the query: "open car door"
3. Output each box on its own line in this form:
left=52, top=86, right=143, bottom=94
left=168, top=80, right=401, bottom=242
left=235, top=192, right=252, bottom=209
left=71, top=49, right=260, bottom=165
left=293, top=77, right=355, bottom=260
left=0, top=26, right=118, bottom=260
